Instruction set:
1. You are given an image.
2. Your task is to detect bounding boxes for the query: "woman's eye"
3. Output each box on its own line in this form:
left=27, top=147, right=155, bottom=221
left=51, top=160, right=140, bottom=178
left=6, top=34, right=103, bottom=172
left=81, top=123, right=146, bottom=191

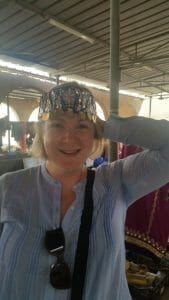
left=53, top=122, right=63, bottom=127
left=55, top=123, right=63, bottom=128
left=77, top=122, right=91, bottom=129
left=50, top=122, right=64, bottom=129
left=78, top=124, right=88, bottom=129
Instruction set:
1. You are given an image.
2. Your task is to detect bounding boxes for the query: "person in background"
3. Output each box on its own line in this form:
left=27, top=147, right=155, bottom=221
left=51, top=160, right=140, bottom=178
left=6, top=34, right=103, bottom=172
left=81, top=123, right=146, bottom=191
left=93, top=142, right=108, bottom=168
left=0, top=81, right=169, bottom=300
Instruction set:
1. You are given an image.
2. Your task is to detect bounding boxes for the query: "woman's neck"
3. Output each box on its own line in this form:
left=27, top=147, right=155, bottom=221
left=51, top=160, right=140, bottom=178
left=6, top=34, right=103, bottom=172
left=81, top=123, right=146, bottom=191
left=45, top=161, right=87, bottom=221
left=45, top=161, right=87, bottom=186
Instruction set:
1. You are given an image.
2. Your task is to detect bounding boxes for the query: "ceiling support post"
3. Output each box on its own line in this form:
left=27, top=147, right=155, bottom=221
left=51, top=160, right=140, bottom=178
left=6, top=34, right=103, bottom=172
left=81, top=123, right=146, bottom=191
left=149, top=96, right=152, bottom=118
left=109, top=0, right=120, bottom=161
left=6, top=94, right=11, bottom=152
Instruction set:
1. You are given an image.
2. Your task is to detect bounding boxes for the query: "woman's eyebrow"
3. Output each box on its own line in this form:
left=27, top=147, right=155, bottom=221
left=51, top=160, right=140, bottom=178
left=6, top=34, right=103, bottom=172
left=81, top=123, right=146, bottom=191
left=50, top=118, right=65, bottom=122
left=79, top=119, right=91, bottom=123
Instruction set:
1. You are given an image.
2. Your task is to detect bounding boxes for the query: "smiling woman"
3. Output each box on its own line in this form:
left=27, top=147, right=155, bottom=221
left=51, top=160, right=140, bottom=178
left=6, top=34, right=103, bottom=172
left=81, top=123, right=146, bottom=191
left=42, top=115, right=95, bottom=175
left=32, top=114, right=103, bottom=158
left=1, top=81, right=169, bottom=300
left=31, top=84, right=104, bottom=162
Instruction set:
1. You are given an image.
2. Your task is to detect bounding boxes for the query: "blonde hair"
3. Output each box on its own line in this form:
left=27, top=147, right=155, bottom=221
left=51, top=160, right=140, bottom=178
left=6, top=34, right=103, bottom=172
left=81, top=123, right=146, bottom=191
left=31, top=118, right=104, bottom=161
left=31, top=81, right=105, bottom=160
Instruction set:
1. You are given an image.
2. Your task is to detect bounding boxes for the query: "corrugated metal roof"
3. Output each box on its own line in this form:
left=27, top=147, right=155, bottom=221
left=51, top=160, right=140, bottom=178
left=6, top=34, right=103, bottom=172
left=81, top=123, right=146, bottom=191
left=1, top=0, right=169, bottom=98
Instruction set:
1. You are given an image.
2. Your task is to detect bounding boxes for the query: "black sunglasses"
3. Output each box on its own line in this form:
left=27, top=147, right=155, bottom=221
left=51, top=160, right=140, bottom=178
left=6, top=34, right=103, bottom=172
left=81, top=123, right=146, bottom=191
left=45, top=227, right=72, bottom=289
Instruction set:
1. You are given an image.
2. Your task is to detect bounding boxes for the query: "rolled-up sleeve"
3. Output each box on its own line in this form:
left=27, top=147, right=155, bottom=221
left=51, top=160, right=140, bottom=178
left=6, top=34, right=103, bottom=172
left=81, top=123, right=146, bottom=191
left=104, top=114, right=169, bottom=205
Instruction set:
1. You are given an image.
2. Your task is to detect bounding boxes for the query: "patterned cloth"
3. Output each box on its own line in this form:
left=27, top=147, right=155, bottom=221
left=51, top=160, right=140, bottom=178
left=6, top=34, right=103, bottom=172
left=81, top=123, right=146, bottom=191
left=120, top=144, right=169, bottom=258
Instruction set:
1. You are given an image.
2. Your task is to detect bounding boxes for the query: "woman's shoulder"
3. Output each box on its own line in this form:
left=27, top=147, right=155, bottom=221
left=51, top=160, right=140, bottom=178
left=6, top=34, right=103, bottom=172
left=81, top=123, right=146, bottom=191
left=0, top=165, right=41, bottom=186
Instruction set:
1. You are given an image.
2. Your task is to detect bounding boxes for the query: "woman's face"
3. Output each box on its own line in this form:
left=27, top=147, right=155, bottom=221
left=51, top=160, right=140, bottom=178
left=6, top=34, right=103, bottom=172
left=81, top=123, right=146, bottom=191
left=43, top=114, right=95, bottom=170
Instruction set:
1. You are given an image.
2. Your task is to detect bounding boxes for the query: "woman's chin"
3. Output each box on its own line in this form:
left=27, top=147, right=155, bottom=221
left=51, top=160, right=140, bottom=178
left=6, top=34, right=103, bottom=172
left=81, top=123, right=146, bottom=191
left=53, top=159, right=83, bottom=169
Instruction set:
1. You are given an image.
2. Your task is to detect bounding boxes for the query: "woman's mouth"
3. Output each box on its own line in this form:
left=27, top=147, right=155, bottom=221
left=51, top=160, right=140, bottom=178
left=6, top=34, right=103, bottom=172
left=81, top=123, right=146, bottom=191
left=59, top=149, right=80, bottom=155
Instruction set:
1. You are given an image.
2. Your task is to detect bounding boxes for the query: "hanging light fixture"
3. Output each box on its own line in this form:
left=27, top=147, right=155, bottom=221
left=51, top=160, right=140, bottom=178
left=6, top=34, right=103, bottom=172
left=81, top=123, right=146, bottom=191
left=48, top=18, right=95, bottom=44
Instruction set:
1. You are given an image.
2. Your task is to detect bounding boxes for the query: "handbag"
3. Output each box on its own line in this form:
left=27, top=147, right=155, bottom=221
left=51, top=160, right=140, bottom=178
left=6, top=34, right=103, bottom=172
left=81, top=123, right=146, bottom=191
left=70, top=169, right=95, bottom=300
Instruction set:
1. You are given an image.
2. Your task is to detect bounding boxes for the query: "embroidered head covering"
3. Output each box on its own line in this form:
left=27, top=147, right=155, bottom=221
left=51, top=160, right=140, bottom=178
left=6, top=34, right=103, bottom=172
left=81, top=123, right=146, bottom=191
left=38, top=82, right=97, bottom=122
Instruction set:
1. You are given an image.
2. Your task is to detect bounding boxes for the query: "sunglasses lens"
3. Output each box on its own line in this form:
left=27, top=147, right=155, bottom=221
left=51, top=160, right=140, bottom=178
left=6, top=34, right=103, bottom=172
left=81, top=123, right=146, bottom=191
left=45, top=228, right=65, bottom=251
left=50, top=262, right=72, bottom=289
left=45, top=228, right=72, bottom=289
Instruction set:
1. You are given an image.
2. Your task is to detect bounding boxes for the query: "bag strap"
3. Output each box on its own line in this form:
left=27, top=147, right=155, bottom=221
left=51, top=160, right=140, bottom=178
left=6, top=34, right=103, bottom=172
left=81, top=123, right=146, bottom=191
left=70, top=169, right=95, bottom=300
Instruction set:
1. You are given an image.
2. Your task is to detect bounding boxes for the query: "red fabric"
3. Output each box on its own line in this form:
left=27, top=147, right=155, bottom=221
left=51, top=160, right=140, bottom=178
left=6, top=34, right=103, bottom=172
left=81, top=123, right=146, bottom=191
left=120, top=144, right=169, bottom=256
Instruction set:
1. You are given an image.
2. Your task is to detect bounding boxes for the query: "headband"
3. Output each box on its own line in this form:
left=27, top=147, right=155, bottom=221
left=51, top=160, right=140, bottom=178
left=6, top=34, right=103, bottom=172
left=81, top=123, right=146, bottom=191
left=38, top=84, right=97, bottom=122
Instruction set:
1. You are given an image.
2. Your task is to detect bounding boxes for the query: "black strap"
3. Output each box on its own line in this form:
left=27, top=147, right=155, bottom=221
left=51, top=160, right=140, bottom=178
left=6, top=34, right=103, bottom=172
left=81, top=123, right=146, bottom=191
left=70, top=169, right=95, bottom=300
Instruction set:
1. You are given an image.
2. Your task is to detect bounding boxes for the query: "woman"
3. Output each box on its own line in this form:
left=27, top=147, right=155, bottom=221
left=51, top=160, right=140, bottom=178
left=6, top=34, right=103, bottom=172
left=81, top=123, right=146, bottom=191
left=0, top=82, right=169, bottom=300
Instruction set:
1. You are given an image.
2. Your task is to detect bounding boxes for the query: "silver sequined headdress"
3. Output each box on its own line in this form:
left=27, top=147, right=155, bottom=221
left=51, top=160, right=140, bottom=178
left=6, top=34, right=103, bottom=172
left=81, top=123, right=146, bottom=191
left=38, top=82, right=97, bottom=122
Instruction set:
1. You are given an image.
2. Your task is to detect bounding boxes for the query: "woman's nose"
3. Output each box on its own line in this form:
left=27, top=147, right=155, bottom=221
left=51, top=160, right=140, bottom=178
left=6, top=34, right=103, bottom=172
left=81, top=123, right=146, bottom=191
left=62, top=128, right=75, bottom=141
